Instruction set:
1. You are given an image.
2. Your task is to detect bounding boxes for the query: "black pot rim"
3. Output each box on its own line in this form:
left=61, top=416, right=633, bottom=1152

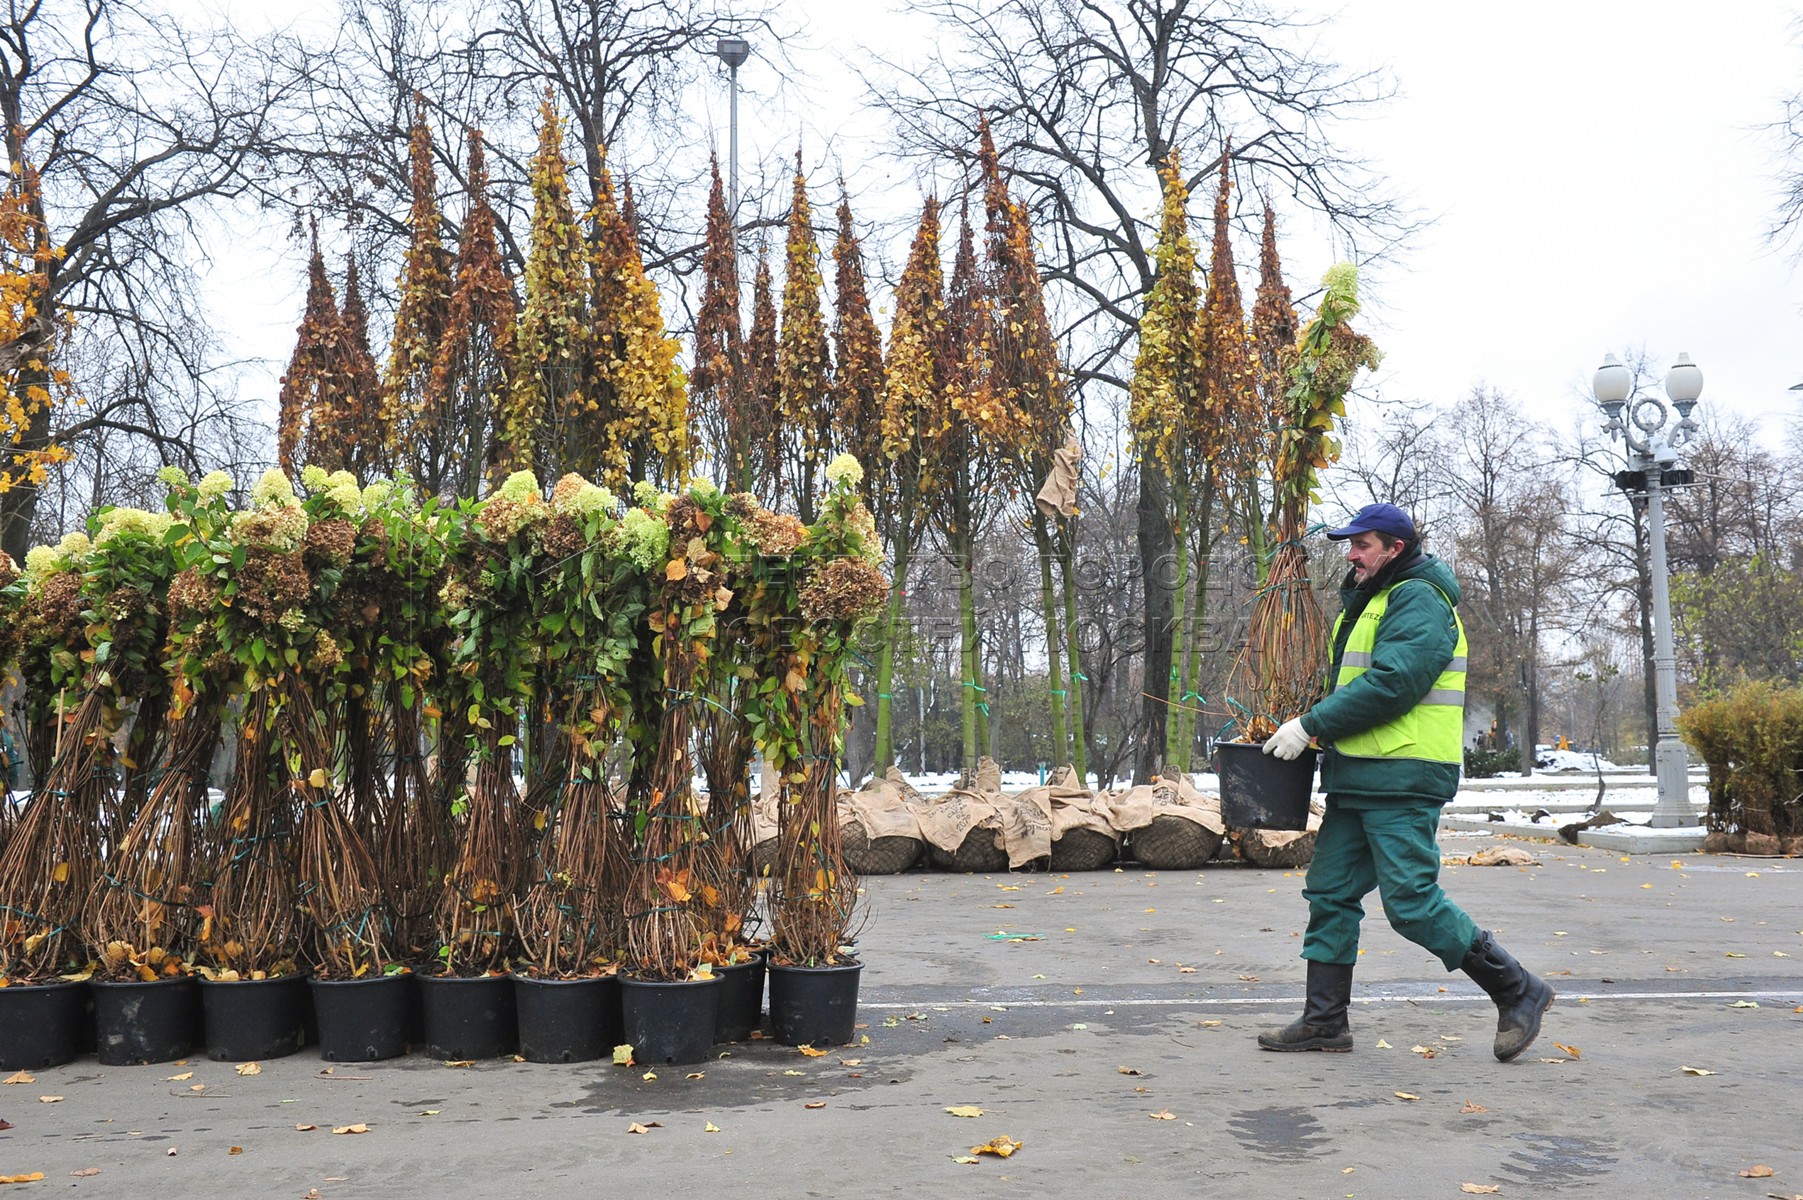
left=415, top=970, right=512, bottom=986
left=309, top=971, right=412, bottom=988
left=767, top=958, right=863, bottom=973
left=90, top=974, right=197, bottom=989
left=197, top=971, right=310, bottom=987
left=512, top=973, right=618, bottom=986
left=2, top=977, right=88, bottom=992
left=619, top=973, right=724, bottom=988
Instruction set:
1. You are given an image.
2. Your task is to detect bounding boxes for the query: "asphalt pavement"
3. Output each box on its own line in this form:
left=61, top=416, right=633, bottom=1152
left=4, top=832, right=1800, bottom=1198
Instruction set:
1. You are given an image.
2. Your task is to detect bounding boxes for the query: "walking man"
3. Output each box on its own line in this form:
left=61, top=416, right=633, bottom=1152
left=1258, top=503, right=1554, bottom=1061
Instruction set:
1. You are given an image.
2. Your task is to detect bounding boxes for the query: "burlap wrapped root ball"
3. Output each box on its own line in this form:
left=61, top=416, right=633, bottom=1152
left=1128, top=815, right=1224, bottom=870
left=928, top=828, right=1009, bottom=873
left=842, top=818, right=923, bottom=875
left=1049, top=827, right=1118, bottom=871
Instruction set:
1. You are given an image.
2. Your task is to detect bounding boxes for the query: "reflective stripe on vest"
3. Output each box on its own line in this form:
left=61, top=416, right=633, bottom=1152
left=1326, top=580, right=1468, bottom=764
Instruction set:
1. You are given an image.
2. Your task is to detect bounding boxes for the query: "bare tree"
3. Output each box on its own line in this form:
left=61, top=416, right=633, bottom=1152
left=0, top=0, right=292, bottom=558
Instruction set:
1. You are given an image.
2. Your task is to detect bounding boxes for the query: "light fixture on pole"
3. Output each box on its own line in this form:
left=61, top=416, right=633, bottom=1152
left=715, top=37, right=751, bottom=220
left=1593, top=351, right=1702, bottom=829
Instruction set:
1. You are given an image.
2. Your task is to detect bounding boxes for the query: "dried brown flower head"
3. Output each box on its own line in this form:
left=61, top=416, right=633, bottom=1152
left=745, top=510, right=807, bottom=557
left=798, top=556, right=888, bottom=623
left=235, top=549, right=312, bottom=626
left=303, top=517, right=357, bottom=568
left=167, top=567, right=218, bottom=619
left=541, top=514, right=586, bottom=562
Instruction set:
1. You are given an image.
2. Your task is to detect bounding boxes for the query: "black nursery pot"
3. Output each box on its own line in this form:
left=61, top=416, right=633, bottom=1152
left=310, top=972, right=413, bottom=1062
left=768, top=960, right=863, bottom=1048
left=1215, top=741, right=1318, bottom=831
left=619, top=975, right=722, bottom=1066
left=200, top=973, right=311, bottom=1061
left=92, top=975, right=201, bottom=1066
left=0, top=978, right=89, bottom=1070
left=417, top=972, right=518, bottom=1060
left=713, top=954, right=766, bottom=1044
left=513, top=974, right=620, bottom=1064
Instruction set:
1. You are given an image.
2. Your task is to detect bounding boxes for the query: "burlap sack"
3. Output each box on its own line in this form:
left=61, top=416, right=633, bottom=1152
left=1239, top=801, right=1324, bottom=868
left=1032, top=765, right=1118, bottom=871
left=839, top=767, right=927, bottom=875
left=915, top=757, right=1008, bottom=872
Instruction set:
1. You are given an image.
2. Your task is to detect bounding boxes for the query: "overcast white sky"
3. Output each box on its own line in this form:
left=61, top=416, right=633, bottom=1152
left=208, top=0, right=1803, bottom=444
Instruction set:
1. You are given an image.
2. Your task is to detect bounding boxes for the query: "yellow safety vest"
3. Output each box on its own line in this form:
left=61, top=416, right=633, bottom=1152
left=1327, top=581, right=1468, bottom=764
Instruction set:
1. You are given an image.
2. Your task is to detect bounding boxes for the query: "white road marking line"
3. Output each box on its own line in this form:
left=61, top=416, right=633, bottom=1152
left=860, top=988, right=1798, bottom=1010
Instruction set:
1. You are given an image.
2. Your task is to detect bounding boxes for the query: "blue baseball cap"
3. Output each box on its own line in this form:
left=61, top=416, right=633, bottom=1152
left=1325, top=503, right=1417, bottom=541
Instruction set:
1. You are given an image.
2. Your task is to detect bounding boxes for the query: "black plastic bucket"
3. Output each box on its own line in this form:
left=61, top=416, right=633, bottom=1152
left=0, top=979, right=89, bottom=1070
left=200, top=973, right=311, bottom=1061
left=768, top=960, right=862, bottom=1047
left=417, top=972, right=517, bottom=1060
left=1215, top=741, right=1318, bottom=831
left=92, top=975, right=201, bottom=1065
left=514, top=975, right=618, bottom=1063
left=713, top=955, right=766, bottom=1043
left=310, top=973, right=413, bottom=1062
left=619, top=976, right=721, bottom=1066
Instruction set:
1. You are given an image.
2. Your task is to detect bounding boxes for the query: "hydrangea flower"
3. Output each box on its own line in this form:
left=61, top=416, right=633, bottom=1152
left=24, top=545, right=61, bottom=577
left=824, top=453, right=864, bottom=489
left=300, top=464, right=330, bottom=492
left=496, top=470, right=542, bottom=505
left=197, top=471, right=234, bottom=502
left=252, top=467, right=296, bottom=507
left=361, top=480, right=393, bottom=510
left=57, top=530, right=91, bottom=558
left=95, top=507, right=174, bottom=544
left=156, top=465, right=190, bottom=489
left=617, top=507, right=670, bottom=571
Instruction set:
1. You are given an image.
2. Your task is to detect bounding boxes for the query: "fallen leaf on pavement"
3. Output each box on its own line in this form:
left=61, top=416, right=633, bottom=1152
left=1681, top=1066, right=1716, bottom=1076
left=1740, top=1165, right=1774, bottom=1178
left=1411, top=1044, right=1436, bottom=1058
left=236, top=1062, right=261, bottom=1075
left=37, top=1096, right=62, bottom=1103
left=704, top=1123, right=720, bottom=1133
left=330, top=1124, right=369, bottom=1135
left=1148, top=1110, right=1176, bottom=1120
left=1460, top=1185, right=1500, bottom=1195
left=1179, top=966, right=1197, bottom=974
left=3, top=1071, right=35, bottom=1085
left=1554, top=1043, right=1582, bottom=1059
left=0, top=1174, right=46, bottom=1184
left=626, top=1122, right=661, bottom=1134
left=1375, top=1039, right=1393, bottom=1049
left=797, top=1045, right=828, bottom=1057
left=641, top=1071, right=657, bottom=1081
left=188, top=1084, right=207, bottom=1092
left=804, top=1101, right=827, bottom=1109
left=69, top=1168, right=100, bottom=1177
left=294, top=1124, right=316, bottom=1131
left=972, top=1135, right=1022, bottom=1158
left=839, top=1059, right=861, bottom=1067
left=1394, top=1092, right=1420, bottom=1101
left=945, top=1106, right=984, bottom=1118
left=1199, top=1020, right=1222, bottom=1028
left=1237, top=974, right=1260, bottom=982
left=612, top=1045, right=634, bottom=1066
left=228, top=1146, right=242, bottom=1155
left=443, top=1060, right=474, bottom=1069
left=1461, top=1100, right=1489, bottom=1114
left=1118, top=1066, right=1142, bottom=1076
left=0, top=1121, right=10, bottom=1132
left=1730, top=1000, right=1760, bottom=1009
left=782, top=1069, right=804, bottom=1076
left=167, top=1071, right=194, bottom=1081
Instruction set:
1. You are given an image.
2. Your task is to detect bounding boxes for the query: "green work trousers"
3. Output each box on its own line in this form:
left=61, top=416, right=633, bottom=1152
left=1300, top=799, right=1477, bottom=970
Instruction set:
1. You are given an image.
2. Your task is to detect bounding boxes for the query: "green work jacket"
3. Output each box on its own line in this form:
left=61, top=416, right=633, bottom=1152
left=1299, top=550, right=1465, bottom=805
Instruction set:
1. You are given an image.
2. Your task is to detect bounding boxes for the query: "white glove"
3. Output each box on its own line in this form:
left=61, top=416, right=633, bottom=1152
left=1263, top=717, right=1313, bottom=761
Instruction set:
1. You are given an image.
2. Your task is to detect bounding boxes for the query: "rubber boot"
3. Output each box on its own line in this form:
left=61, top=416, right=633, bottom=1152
left=1460, top=929, right=1554, bottom=1062
left=1257, top=961, right=1354, bottom=1052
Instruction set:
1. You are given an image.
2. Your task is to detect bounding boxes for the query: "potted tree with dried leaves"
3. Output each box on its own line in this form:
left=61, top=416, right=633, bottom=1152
left=1218, top=264, right=1379, bottom=829
left=754, top=456, right=887, bottom=1046
left=511, top=473, right=644, bottom=1063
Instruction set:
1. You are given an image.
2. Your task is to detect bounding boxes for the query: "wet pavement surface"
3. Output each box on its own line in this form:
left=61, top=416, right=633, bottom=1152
left=4, top=834, right=1800, bottom=1197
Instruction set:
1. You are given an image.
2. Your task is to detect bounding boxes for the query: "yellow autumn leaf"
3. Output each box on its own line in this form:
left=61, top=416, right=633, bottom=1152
left=797, top=1045, right=828, bottom=1057
left=1394, top=1091, right=1421, bottom=1101
left=971, top=1135, right=1022, bottom=1158
left=52, top=862, right=69, bottom=883
left=1459, top=1185, right=1501, bottom=1195
left=330, top=1124, right=369, bottom=1135
left=308, top=768, right=328, bottom=789
left=944, top=1105, right=984, bottom=1118
left=236, top=1062, right=261, bottom=1076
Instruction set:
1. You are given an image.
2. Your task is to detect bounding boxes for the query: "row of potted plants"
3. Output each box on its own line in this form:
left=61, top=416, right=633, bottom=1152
left=0, top=457, right=885, bottom=1068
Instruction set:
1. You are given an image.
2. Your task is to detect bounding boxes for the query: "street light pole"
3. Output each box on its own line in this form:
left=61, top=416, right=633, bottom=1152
left=1592, top=351, right=1703, bottom=828
left=715, top=37, right=751, bottom=219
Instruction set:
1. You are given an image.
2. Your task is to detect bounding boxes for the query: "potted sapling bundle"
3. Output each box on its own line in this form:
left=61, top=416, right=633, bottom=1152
left=510, top=474, right=644, bottom=1063
left=84, top=471, right=239, bottom=1065
left=1218, top=264, right=1379, bottom=829
left=189, top=469, right=326, bottom=1060
left=1, top=506, right=176, bottom=1069
left=419, top=472, right=542, bottom=1060
left=757, top=457, right=888, bottom=1047
left=292, top=469, right=414, bottom=1061
left=619, top=484, right=733, bottom=1066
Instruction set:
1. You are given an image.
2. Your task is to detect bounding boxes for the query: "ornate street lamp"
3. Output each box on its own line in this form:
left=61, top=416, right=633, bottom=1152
left=1593, top=351, right=1702, bottom=828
